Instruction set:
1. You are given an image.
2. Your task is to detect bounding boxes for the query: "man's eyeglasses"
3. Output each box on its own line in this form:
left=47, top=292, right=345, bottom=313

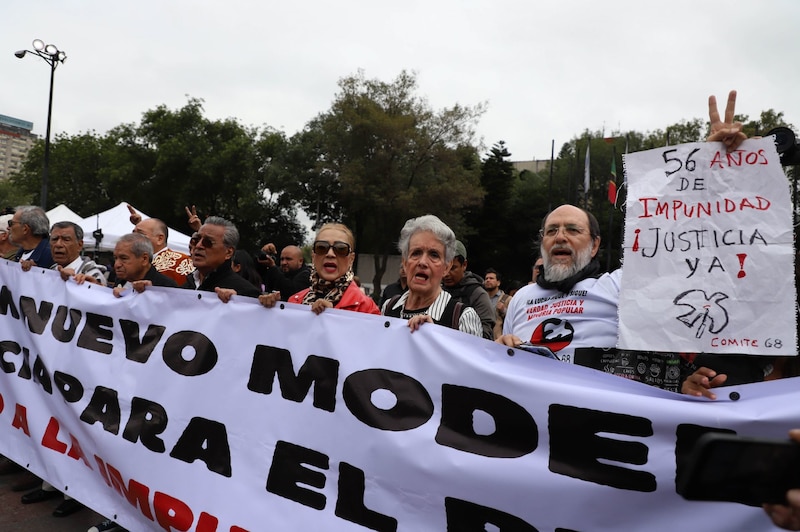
left=7, top=220, right=18, bottom=228
left=539, top=224, right=587, bottom=239
left=313, top=240, right=352, bottom=257
left=192, top=235, right=218, bottom=248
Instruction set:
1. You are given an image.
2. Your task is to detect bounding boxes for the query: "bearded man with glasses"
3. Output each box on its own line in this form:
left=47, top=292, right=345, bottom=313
left=496, top=204, right=620, bottom=365
left=498, top=91, right=761, bottom=389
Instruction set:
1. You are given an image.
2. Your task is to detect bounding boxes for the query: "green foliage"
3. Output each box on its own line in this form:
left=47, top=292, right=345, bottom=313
left=466, top=141, right=517, bottom=276
left=5, top=77, right=795, bottom=293
left=281, top=70, right=486, bottom=295
left=10, top=98, right=307, bottom=252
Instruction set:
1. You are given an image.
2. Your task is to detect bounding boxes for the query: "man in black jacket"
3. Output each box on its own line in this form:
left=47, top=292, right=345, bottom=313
left=258, top=243, right=311, bottom=300
left=183, top=216, right=261, bottom=299
left=112, top=233, right=178, bottom=296
left=443, top=240, right=496, bottom=340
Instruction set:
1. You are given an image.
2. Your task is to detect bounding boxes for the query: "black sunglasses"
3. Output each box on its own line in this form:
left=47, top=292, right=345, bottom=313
left=313, top=240, right=352, bottom=257
left=192, top=235, right=217, bottom=248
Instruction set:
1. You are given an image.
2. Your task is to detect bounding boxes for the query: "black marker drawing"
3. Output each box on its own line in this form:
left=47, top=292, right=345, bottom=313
left=673, top=289, right=730, bottom=338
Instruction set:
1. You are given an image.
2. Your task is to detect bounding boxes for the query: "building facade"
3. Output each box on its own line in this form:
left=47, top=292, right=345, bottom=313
left=0, top=114, right=37, bottom=180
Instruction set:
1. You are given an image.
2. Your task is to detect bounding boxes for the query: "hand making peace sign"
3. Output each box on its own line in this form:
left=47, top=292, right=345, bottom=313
left=707, top=90, right=747, bottom=152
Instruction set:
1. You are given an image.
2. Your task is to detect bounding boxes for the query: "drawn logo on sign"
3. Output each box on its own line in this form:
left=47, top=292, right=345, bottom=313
left=530, top=318, right=574, bottom=352
left=673, top=289, right=730, bottom=339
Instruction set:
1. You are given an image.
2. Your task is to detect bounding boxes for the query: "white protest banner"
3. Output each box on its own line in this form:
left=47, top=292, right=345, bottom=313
left=619, top=137, right=796, bottom=355
left=0, top=261, right=794, bottom=531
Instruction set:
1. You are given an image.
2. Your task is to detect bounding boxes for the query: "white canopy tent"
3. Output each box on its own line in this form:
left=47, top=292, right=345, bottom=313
left=45, top=204, right=85, bottom=227
left=47, top=202, right=191, bottom=254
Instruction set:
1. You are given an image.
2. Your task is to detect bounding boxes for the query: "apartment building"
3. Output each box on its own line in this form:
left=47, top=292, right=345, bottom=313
left=0, top=114, right=37, bottom=180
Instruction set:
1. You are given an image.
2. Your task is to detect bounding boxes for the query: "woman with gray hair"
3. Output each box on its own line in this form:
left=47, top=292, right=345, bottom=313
left=382, top=214, right=482, bottom=336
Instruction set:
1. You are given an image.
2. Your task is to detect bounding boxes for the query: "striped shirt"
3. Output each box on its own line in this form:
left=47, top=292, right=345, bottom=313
left=382, top=289, right=483, bottom=337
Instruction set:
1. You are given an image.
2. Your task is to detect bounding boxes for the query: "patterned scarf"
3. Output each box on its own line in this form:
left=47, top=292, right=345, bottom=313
left=302, top=268, right=354, bottom=306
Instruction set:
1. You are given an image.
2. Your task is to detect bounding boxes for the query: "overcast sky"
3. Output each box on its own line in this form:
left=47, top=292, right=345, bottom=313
left=3, top=1, right=799, bottom=163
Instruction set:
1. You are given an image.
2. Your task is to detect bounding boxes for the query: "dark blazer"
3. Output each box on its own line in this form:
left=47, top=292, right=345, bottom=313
left=15, top=238, right=54, bottom=269
left=143, top=265, right=179, bottom=288
left=182, top=260, right=260, bottom=298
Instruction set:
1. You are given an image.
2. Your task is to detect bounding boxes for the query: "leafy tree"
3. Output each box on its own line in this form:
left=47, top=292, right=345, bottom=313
left=282, top=70, right=486, bottom=296
left=467, top=141, right=516, bottom=276
left=11, top=98, right=306, bottom=251
left=12, top=131, right=111, bottom=215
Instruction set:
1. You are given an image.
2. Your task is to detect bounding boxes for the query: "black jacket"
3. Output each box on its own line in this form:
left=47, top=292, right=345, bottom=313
left=115, top=265, right=178, bottom=289
left=261, top=263, right=311, bottom=300
left=143, top=265, right=179, bottom=288
left=182, top=260, right=261, bottom=298
left=444, top=271, right=496, bottom=340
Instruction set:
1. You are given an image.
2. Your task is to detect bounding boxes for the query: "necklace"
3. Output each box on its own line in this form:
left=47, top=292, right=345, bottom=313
left=401, top=306, right=429, bottom=320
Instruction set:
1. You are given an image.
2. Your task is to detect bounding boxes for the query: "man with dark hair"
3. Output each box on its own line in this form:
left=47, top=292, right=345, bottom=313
left=50, top=221, right=106, bottom=284
left=9, top=205, right=54, bottom=269
left=379, top=264, right=408, bottom=307
left=184, top=216, right=260, bottom=298
left=484, top=268, right=511, bottom=340
left=443, top=240, right=496, bottom=340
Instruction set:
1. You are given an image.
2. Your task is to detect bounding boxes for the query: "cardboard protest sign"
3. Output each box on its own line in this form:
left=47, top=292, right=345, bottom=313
left=619, top=137, right=796, bottom=355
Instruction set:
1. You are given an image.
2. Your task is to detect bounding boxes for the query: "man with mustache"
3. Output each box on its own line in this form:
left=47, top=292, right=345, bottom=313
left=499, top=91, right=764, bottom=388
left=183, top=216, right=261, bottom=299
left=497, top=204, right=620, bottom=364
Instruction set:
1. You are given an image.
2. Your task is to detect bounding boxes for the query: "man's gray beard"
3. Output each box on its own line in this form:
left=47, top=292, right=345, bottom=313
left=543, top=244, right=593, bottom=282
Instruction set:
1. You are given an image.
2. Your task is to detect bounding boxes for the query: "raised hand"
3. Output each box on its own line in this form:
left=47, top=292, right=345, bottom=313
left=186, top=205, right=201, bottom=232
left=707, top=90, right=746, bottom=152
left=127, top=204, right=142, bottom=225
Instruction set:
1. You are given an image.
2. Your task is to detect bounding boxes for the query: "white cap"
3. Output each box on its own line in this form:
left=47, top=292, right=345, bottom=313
left=0, top=214, right=12, bottom=233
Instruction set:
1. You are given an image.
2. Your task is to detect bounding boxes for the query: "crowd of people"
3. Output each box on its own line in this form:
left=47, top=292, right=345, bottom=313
left=1, top=89, right=799, bottom=530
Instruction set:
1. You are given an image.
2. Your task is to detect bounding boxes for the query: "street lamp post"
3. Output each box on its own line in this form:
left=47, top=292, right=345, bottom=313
left=15, top=39, right=67, bottom=210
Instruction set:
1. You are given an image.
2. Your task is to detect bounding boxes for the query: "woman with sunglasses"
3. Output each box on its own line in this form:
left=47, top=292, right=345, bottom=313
left=259, top=223, right=380, bottom=315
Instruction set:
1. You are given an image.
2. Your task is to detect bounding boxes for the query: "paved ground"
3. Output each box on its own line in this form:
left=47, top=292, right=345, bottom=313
left=0, top=465, right=108, bottom=532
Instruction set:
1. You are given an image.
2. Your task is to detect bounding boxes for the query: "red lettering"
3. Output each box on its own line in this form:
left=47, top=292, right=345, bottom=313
left=66, top=434, right=92, bottom=469
left=154, top=491, right=194, bottom=531
left=710, top=151, right=724, bottom=168
left=710, top=149, right=770, bottom=168
left=107, top=463, right=154, bottom=520
left=12, top=403, right=30, bottom=436
left=196, top=512, right=219, bottom=532
left=672, top=200, right=684, bottom=220
left=726, top=150, right=743, bottom=167
left=0, top=393, right=4, bottom=414
left=94, top=455, right=112, bottom=487
left=41, top=417, right=68, bottom=454
left=97, top=458, right=249, bottom=531
left=724, top=199, right=736, bottom=212
left=639, top=197, right=656, bottom=218
left=710, top=337, right=759, bottom=348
